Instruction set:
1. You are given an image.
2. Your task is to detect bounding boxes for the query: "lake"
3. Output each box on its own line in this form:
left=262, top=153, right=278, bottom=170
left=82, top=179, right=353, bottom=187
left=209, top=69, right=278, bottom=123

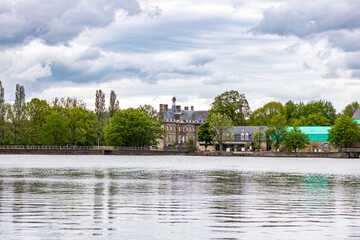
left=0, top=155, right=360, bottom=240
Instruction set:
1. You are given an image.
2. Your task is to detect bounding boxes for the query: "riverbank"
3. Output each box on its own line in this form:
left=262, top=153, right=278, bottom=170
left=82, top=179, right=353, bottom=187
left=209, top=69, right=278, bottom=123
left=0, top=148, right=353, bottom=158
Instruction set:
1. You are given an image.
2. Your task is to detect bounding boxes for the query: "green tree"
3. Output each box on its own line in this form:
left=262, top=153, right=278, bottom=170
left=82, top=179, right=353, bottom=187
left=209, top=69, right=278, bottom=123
left=40, top=112, right=70, bottom=146
left=249, top=101, right=286, bottom=126
left=211, top=90, right=250, bottom=125
left=209, top=113, right=234, bottom=151
left=285, top=100, right=304, bottom=123
left=95, top=90, right=106, bottom=145
left=108, top=90, right=120, bottom=118
left=304, top=112, right=331, bottom=126
left=185, top=138, right=198, bottom=153
left=138, top=104, right=157, bottom=119
left=302, top=100, right=336, bottom=124
left=105, top=108, right=164, bottom=147
left=13, top=84, right=26, bottom=144
left=327, top=115, right=360, bottom=149
left=283, top=127, right=310, bottom=152
left=252, top=128, right=265, bottom=151
left=197, top=120, right=214, bottom=151
left=24, top=98, right=51, bottom=145
left=266, top=114, right=287, bottom=151
left=342, top=102, right=360, bottom=118
left=0, top=81, right=5, bottom=144
left=66, top=107, right=95, bottom=146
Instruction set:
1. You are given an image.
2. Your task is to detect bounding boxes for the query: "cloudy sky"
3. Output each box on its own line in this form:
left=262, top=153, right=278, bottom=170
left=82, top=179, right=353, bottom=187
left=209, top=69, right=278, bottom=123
left=0, top=0, right=359, bottom=112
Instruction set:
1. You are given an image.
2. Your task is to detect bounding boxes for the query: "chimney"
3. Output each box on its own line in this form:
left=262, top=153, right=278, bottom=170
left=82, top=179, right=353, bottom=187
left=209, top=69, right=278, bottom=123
left=191, top=106, right=194, bottom=111
left=164, top=104, right=168, bottom=111
left=159, top=104, right=164, bottom=120
left=185, top=106, right=189, bottom=111
left=176, top=105, right=181, bottom=112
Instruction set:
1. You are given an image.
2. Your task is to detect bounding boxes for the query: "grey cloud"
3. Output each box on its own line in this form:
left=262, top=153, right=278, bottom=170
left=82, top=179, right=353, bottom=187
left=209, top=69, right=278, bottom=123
left=251, top=0, right=360, bottom=38
left=0, top=0, right=141, bottom=46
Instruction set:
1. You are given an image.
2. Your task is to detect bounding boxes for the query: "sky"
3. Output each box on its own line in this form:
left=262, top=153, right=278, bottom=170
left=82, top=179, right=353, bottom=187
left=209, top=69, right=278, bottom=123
left=0, top=0, right=359, bottom=112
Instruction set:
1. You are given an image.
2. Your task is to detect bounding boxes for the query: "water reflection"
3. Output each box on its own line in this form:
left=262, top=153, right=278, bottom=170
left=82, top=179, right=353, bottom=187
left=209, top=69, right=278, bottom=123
left=0, top=158, right=360, bottom=239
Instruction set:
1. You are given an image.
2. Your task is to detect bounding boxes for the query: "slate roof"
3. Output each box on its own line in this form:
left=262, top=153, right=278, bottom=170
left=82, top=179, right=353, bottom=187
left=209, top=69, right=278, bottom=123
left=161, top=109, right=209, bottom=124
left=352, top=109, right=360, bottom=120
left=230, top=126, right=268, bottom=142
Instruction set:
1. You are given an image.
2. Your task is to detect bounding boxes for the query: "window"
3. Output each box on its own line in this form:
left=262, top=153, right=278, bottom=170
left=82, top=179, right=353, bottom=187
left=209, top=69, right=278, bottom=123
left=178, top=135, right=181, bottom=143
left=179, top=127, right=181, bottom=131
left=166, top=135, right=169, bottom=142
left=323, top=143, right=330, bottom=151
left=241, top=133, right=245, bottom=140
left=245, top=133, right=249, bottom=140
left=182, top=135, right=185, bottom=143
left=186, top=126, right=189, bottom=132
left=186, top=135, right=188, bottom=142
left=170, top=135, right=172, bottom=142
left=166, top=125, right=169, bottom=131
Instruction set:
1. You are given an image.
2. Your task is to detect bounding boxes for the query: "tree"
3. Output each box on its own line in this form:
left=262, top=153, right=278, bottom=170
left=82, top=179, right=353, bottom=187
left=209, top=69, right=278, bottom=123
left=285, top=100, right=304, bottom=123
left=197, top=120, right=214, bottom=151
left=95, top=90, right=106, bottom=145
left=249, top=101, right=286, bottom=126
left=66, top=107, right=95, bottom=146
left=283, top=127, right=310, bottom=152
left=109, top=90, right=120, bottom=118
left=40, top=112, right=70, bottom=146
left=138, top=104, right=157, bottom=119
left=304, top=112, right=330, bottom=126
left=0, top=81, right=5, bottom=144
left=266, top=114, right=287, bottom=151
left=105, top=108, right=164, bottom=147
left=342, top=102, right=360, bottom=118
left=53, top=97, right=87, bottom=109
left=185, top=138, right=198, bottom=153
left=252, top=128, right=265, bottom=151
left=13, top=84, right=26, bottom=144
left=25, top=98, right=51, bottom=145
left=302, top=100, right=336, bottom=124
left=211, top=90, right=250, bottom=126
left=209, top=113, right=234, bottom=151
left=327, top=115, right=360, bottom=149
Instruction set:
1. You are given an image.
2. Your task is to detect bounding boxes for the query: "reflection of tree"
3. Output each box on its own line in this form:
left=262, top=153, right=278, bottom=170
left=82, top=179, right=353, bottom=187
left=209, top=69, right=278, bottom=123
left=210, top=171, right=244, bottom=196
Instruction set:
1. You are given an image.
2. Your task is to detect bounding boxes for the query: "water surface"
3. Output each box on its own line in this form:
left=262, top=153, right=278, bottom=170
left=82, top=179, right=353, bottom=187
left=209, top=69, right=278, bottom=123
left=0, top=155, right=360, bottom=240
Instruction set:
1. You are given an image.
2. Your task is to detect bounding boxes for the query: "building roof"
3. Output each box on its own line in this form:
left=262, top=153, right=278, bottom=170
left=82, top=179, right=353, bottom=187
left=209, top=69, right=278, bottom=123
left=161, top=109, right=209, bottom=124
left=287, top=126, right=331, bottom=142
left=352, top=109, right=360, bottom=120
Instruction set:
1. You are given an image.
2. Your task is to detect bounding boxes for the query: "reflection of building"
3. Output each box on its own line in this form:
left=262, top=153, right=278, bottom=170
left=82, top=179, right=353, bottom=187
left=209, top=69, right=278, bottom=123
left=158, top=97, right=208, bottom=149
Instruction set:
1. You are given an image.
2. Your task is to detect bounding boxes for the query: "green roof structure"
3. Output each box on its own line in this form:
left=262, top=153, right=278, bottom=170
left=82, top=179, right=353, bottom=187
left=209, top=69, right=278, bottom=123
left=287, top=126, right=331, bottom=142
left=354, top=120, right=360, bottom=124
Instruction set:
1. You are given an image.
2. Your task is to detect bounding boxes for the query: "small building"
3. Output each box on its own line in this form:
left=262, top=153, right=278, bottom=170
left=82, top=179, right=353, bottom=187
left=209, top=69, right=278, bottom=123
left=352, top=109, right=360, bottom=124
left=225, top=126, right=268, bottom=151
left=158, top=97, right=209, bottom=149
left=285, top=126, right=335, bottom=152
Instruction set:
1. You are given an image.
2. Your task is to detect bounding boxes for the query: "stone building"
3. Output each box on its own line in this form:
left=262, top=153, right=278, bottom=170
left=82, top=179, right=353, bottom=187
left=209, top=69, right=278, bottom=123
left=158, top=97, right=208, bottom=149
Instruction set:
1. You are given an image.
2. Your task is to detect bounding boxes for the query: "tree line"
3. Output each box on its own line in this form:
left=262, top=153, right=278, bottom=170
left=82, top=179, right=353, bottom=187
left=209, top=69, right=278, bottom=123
left=0, top=82, right=163, bottom=147
left=198, top=90, right=360, bottom=151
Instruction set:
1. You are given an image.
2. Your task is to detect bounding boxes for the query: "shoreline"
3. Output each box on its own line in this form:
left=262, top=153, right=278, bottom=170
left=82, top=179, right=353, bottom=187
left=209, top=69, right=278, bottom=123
left=0, top=148, right=354, bottom=158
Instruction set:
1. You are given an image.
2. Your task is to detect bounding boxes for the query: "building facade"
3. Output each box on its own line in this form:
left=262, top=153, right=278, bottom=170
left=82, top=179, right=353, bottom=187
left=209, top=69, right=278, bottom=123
left=158, top=97, right=208, bottom=149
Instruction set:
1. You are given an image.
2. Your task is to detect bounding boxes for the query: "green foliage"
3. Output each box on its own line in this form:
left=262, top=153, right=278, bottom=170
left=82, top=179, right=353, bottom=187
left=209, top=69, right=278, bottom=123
left=138, top=104, right=158, bottom=119
left=285, top=100, right=335, bottom=125
left=66, top=107, right=95, bottom=146
left=249, top=101, right=286, bottom=126
left=105, top=108, right=164, bottom=147
left=197, top=120, right=214, bottom=150
left=266, top=114, right=287, bottom=151
left=108, top=90, right=120, bottom=118
left=40, top=112, right=70, bottom=146
left=211, top=90, right=250, bottom=126
left=283, top=127, right=310, bottom=152
left=209, top=112, right=234, bottom=151
left=252, top=128, right=265, bottom=151
left=342, top=102, right=360, bottom=118
left=25, top=98, right=51, bottom=145
left=327, top=115, right=360, bottom=149
left=185, top=138, right=198, bottom=153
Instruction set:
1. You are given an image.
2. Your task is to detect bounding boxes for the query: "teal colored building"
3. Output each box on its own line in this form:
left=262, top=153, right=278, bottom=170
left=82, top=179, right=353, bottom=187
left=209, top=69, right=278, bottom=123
left=287, top=126, right=331, bottom=142
left=286, top=126, right=333, bottom=151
